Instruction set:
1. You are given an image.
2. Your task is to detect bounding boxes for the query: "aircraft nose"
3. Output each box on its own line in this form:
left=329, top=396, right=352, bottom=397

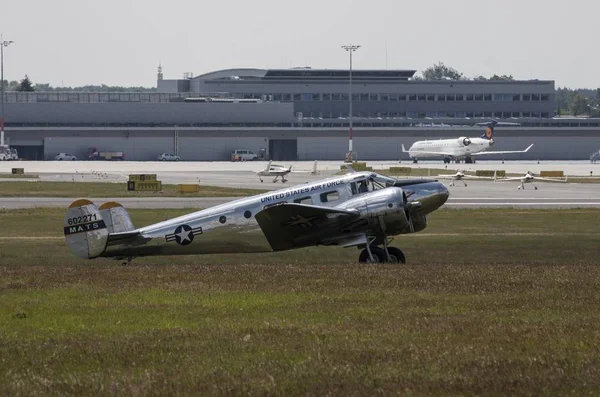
left=434, top=182, right=450, bottom=208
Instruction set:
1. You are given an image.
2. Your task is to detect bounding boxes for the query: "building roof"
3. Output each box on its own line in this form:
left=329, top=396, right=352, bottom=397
left=193, top=68, right=417, bottom=81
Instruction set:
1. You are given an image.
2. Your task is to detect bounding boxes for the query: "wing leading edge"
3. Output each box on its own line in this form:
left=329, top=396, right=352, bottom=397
left=471, top=144, right=534, bottom=156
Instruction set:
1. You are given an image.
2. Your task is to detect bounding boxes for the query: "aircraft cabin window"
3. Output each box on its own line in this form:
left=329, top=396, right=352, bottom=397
left=320, top=191, right=340, bottom=203
left=350, top=182, right=358, bottom=195
left=294, top=197, right=313, bottom=205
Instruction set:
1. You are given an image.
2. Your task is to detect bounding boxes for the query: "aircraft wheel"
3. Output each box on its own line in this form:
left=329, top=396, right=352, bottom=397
left=358, top=246, right=386, bottom=263
left=387, top=247, right=406, bottom=264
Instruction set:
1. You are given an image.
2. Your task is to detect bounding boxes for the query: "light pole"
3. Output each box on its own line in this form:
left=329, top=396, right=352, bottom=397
left=342, top=44, right=360, bottom=162
left=1, top=34, right=14, bottom=150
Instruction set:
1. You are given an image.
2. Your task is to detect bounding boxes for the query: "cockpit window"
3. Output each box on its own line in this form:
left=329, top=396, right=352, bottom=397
left=370, top=174, right=397, bottom=190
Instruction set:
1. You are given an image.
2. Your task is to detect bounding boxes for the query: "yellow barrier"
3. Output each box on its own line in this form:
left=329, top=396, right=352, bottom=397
left=129, top=174, right=157, bottom=182
left=127, top=181, right=162, bottom=191
left=11, top=168, right=24, bottom=175
left=540, top=171, right=564, bottom=178
left=476, top=170, right=506, bottom=177
left=340, top=162, right=370, bottom=171
left=177, top=184, right=200, bottom=193
left=389, top=167, right=412, bottom=175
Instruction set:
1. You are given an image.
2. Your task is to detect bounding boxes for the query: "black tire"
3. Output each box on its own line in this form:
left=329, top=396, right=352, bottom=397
left=358, top=246, right=386, bottom=263
left=387, top=247, right=406, bottom=264
left=175, top=158, right=180, bottom=162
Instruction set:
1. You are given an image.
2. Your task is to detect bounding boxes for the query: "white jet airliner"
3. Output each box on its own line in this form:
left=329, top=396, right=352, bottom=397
left=402, top=121, right=533, bottom=164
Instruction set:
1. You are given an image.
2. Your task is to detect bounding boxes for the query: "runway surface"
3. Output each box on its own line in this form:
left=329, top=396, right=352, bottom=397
left=1, top=160, right=599, bottom=209
left=2, top=180, right=599, bottom=209
left=2, top=159, right=600, bottom=190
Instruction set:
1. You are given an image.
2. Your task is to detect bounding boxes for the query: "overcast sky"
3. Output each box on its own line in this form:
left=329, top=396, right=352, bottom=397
left=2, top=0, right=598, bottom=88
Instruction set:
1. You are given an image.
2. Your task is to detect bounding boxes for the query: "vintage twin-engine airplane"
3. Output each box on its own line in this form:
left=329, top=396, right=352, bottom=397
left=402, top=120, right=533, bottom=164
left=256, top=160, right=318, bottom=183
left=495, top=171, right=568, bottom=190
left=64, top=170, right=449, bottom=264
left=435, top=170, right=496, bottom=187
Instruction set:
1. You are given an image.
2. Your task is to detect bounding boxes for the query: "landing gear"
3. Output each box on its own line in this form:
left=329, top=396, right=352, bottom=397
left=359, top=246, right=386, bottom=263
left=413, top=158, right=419, bottom=164
left=119, top=256, right=135, bottom=266
left=387, top=247, right=406, bottom=264
left=465, top=156, right=475, bottom=164
left=443, top=157, right=452, bottom=164
left=358, top=244, right=406, bottom=264
left=271, top=175, right=287, bottom=183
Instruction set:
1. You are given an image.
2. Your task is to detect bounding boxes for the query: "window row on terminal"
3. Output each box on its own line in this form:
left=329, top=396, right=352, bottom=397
left=241, top=93, right=551, bottom=102
left=300, top=111, right=552, bottom=119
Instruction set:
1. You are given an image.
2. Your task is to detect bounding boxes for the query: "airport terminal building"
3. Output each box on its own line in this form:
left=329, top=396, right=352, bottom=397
left=3, top=67, right=599, bottom=161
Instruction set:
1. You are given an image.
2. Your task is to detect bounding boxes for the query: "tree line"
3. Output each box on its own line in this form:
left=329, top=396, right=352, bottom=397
left=1, top=75, right=156, bottom=93
left=2, top=64, right=599, bottom=116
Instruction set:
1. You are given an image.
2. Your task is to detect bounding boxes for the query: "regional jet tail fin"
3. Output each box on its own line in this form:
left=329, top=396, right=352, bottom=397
left=402, top=144, right=409, bottom=153
left=471, top=143, right=534, bottom=156
left=255, top=203, right=359, bottom=251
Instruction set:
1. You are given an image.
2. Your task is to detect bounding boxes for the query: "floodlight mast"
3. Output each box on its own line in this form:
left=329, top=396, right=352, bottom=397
left=342, top=45, right=360, bottom=162
left=1, top=34, right=14, bottom=150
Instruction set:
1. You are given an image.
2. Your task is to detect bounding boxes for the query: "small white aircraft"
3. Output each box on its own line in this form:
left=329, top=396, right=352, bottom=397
left=495, top=171, right=568, bottom=190
left=435, top=170, right=496, bottom=187
left=257, top=160, right=318, bottom=183
left=402, top=120, right=533, bottom=164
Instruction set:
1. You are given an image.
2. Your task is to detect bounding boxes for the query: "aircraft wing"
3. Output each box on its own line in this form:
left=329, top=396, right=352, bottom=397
left=471, top=144, right=534, bottom=156
left=535, top=177, right=568, bottom=183
left=435, top=174, right=458, bottom=179
left=494, top=177, right=523, bottom=182
left=255, top=203, right=360, bottom=251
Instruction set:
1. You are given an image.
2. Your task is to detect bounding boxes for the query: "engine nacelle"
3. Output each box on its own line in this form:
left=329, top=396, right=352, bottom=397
left=459, top=137, right=471, bottom=146
left=336, top=187, right=411, bottom=235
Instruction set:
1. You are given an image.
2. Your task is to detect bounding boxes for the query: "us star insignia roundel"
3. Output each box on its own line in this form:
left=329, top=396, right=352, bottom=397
left=165, top=224, right=203, bottom=245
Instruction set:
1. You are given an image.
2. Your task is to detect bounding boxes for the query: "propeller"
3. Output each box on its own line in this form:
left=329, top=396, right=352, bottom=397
left=403, top=201, right=422, bottom=233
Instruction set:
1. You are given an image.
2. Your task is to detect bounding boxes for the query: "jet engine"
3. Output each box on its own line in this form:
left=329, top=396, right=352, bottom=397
left=459, top=137, right=471, bottom=146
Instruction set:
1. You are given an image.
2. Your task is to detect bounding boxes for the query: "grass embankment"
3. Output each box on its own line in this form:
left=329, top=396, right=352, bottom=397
left=0, top=181, right=267, bottom=198
left=0, top=173, right=39, bottom=179
left=1, top=209, right=600, bottom=395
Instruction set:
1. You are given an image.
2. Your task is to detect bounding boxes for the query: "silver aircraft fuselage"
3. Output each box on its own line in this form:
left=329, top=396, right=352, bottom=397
left=102, top=172, right=449, bottom=258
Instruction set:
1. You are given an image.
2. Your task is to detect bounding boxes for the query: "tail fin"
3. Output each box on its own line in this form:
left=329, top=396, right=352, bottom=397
left=99, top=202, right=135, bottom=234
left=481, top=126, right=494, bottom=140
left=64, top=199, right=109, bottom=259
left=267, top=160, right=272, bottom=170
left=402, top=144, right=409, bottom=153
left=311, top=160, right=318, bottom=175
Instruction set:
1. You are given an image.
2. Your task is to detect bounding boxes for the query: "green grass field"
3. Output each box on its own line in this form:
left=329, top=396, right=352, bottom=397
left=1, top=208, right=600, bottom=395
left=0, top=173, right=39, bottom=179
left=0, top=181, right=266, bottom=198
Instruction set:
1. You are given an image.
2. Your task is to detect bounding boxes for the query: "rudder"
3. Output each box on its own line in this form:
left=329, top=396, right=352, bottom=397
left=99, top=201, right=135, bottom=234
left=64, top=199, right=108, bottom=259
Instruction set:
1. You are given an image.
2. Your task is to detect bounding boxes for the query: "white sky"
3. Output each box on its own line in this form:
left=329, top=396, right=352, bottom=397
left=2, top=0, right=598, bottom=88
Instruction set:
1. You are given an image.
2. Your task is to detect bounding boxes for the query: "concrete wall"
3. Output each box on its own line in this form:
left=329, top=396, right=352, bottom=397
left=6, top=126, right=599, bottom=161
left=5, top=102, right=295, bottom=125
